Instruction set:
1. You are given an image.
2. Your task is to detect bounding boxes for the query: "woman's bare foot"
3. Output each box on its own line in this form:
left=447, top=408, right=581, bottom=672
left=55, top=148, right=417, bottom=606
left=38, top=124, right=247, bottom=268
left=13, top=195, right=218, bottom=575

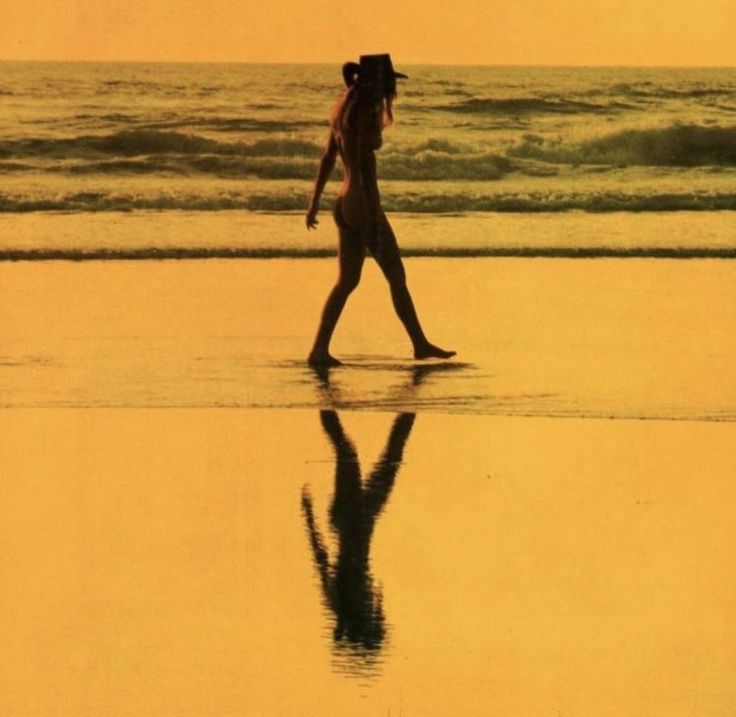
left=307, top=351, right=343, bottom=367
left=414, top=343, right=456, bottom=360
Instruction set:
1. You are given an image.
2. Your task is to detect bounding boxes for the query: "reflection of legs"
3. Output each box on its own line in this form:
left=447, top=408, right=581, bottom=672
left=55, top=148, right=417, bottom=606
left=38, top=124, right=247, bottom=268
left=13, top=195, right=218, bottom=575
left=305, top=409, right=413, bottom=654
left=301, top=409, right=363, bottom=614
left=374, top=215, right=455, bottom=360
left=320, top=410, right=363, bottom=525
left=320, top=409, right=359, bottom=466
left=365, top=413, right=415, bottom=519
left=308, top=228, right=365, bottom=366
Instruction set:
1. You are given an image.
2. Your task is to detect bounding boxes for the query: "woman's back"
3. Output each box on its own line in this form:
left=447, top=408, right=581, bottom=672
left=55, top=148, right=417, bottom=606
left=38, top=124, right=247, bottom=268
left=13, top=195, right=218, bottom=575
left=331, top=90, right=383, bottom=227
left=333, top=92, right=382, bottom=172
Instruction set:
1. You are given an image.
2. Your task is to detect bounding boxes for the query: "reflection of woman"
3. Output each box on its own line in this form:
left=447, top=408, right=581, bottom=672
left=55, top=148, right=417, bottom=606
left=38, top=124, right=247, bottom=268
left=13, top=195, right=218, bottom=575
left=306, top=54, right=455, bottom=366
left=301, top=410, right=415, bottom=657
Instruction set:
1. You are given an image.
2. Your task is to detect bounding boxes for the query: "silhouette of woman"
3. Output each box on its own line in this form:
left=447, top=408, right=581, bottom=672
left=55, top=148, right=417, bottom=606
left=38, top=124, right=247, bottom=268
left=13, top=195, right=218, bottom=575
left=306, top=54, right=455, bottom=367
left=301, top=410, right=415, bottom=662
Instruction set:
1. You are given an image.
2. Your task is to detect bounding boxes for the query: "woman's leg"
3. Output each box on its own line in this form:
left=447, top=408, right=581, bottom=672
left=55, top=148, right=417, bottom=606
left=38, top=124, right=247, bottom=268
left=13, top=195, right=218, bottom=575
left=373, top=214, right=455, bottom=359
left=308, top=225, right=365, bottom=366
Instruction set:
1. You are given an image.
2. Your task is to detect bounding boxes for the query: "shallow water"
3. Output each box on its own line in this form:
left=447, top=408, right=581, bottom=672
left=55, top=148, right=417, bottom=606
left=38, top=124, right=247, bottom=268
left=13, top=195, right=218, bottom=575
left=1, top=407, right=734, bottom=716
left=1, top=257, right=735, bottom=420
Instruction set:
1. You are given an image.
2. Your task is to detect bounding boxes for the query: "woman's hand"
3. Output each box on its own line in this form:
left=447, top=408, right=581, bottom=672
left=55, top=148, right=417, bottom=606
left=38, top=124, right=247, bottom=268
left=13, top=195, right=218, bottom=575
left=306, top=204, right=319, bottom=230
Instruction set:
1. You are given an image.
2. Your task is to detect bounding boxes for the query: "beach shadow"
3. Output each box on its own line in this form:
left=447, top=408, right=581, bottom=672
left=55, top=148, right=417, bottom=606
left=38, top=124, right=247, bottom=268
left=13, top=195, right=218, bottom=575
left=301, top=407, right=416, bottom=676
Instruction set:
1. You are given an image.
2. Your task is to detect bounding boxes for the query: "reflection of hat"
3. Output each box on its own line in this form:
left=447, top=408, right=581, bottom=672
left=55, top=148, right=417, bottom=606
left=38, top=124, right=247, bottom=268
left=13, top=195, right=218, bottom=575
left=342, top=54, right=408, bottom=91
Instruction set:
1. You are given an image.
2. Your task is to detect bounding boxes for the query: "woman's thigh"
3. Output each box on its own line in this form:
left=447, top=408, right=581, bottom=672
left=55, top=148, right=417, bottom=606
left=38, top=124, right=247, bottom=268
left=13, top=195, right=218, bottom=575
left=371, top=213, right=406, bottom=283
left=336, top=225, right=366, bottom=287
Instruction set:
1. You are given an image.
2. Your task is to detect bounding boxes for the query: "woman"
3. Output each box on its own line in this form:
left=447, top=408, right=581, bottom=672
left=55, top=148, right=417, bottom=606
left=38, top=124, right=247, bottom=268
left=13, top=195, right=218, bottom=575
left=306, top=54, right=455, bottom=367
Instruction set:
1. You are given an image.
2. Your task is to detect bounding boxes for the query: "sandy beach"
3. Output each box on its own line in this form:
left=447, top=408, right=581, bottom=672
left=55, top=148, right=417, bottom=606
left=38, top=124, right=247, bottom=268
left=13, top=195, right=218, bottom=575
left=1, top=255, right=735, bottom=715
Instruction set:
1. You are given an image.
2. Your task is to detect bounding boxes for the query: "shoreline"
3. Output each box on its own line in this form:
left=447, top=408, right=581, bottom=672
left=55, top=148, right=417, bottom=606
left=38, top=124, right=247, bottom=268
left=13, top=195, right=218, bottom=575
left=3, top=210, right=736, bottom=261
left=4, top=246, right=736, bottom=262
left=2, top=256, right=734, bottom=418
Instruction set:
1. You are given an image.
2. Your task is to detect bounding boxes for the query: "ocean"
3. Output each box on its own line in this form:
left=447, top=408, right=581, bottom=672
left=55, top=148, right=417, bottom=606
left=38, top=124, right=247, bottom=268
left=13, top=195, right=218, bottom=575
left=1, top=61, right=736, bottom=258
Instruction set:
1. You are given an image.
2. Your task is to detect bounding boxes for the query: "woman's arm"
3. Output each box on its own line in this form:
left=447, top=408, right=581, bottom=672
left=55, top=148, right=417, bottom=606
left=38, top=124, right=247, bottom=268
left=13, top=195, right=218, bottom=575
left=306, top=131, right=337, bottom=229
left=300, top=485, right=333, bottom=602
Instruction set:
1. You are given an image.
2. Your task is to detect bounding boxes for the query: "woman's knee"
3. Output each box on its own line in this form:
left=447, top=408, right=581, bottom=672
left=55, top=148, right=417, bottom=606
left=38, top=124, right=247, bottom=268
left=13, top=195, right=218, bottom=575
left=380, top=259, right=406, bottom=287
left=336, top=268, right=362, bottom=293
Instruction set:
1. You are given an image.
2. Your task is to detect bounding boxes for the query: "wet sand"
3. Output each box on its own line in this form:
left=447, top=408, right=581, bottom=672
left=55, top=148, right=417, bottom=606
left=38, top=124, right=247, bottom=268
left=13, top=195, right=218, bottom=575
left=1, top=409, right=735, bottom=716
left=1, top=257, right=735, bottom=715
left=4, top=211, right=736, bottom=259
left=1, top=257, right=736, bottom=417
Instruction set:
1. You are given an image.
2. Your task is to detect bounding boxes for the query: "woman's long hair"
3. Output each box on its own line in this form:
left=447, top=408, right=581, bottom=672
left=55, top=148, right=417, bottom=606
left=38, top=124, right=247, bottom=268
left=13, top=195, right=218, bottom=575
left=330, top=65, right=395, bottom=143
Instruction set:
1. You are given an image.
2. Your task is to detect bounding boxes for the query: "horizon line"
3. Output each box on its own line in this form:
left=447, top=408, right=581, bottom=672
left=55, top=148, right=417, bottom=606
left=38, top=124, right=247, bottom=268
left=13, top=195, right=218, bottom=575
left=1, top=58, right=736, bottom=69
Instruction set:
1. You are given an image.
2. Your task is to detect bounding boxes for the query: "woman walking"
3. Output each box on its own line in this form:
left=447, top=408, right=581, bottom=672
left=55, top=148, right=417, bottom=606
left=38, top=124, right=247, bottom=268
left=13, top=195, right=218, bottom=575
left=306, top=54, right=455, bottom=366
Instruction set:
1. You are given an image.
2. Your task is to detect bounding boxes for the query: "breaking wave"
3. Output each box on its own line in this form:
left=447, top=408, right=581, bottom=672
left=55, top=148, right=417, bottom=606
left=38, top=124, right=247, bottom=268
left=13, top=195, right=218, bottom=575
left=4, top=189, right=736, bottom=214
left=0, top=130, right=323, bottom=160
left=380, top=149, right=511, bottom=180
left=510, top=124, right=736, bottom=166
left=0, top=130, right=517, bottom=180
left=0, top=131, right=328, bottom=179
left=4, top=123, right=736, bottom=183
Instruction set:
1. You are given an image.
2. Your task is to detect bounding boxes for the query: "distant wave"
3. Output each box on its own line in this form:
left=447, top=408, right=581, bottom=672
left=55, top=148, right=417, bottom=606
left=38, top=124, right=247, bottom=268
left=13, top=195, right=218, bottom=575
left=66, top=113, right=319, bottom=133
left=510, top=124, right=736, bottom=166
left=608, top=83, right=736, bottom=100
left=439, top=97, right=630, bottom=115
left=138, top=117, right=322, bottom=133
left=101, top=79, right=174, bottom=89
left=4, top=246, right=736, bottom=262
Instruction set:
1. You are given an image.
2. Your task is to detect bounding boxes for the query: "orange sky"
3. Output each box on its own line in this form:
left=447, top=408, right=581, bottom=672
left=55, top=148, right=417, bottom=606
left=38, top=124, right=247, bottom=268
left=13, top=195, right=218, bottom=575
left=2, top=0, right=735, bottom=65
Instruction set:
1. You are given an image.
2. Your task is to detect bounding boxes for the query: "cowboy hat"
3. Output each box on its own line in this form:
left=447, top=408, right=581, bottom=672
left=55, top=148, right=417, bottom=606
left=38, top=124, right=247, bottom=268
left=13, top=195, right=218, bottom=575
left=342, top=54, right=408, bottom=90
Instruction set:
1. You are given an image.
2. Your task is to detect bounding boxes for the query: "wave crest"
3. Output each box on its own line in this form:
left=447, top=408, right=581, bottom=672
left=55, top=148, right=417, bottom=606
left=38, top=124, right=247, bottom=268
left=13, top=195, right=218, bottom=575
left=510, top=124, right=736, bottom=166
left=381, top=150, right=511, bottom=180
left=0, top=130, right=324, bottom=161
